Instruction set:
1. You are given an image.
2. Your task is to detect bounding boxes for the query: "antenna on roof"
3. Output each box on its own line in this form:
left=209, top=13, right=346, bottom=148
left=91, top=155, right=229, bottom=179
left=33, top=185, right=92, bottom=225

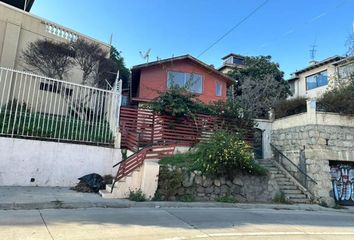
left=109, top=33, right=113, bottom=46
left=139, top=49, right=151, bottom=63
left=309, top=37, right=317, bottom=61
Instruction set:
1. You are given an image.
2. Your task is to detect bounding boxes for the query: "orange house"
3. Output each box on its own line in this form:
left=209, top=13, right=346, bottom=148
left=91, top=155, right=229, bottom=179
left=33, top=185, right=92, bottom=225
left=130, top=55, right=235, bottom=104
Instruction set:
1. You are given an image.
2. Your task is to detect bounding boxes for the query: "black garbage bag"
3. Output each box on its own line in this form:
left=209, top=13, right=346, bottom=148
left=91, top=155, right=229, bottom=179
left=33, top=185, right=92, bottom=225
left=78, top=173, right=105, bottom=193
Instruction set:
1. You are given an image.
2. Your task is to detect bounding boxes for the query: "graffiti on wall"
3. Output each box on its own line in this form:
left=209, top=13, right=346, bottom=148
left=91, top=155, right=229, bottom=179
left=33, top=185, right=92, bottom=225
left=330, top=165, right=354, bottom=205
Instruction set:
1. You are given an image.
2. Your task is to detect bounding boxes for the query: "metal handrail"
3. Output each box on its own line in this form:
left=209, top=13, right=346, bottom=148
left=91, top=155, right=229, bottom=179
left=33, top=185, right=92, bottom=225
left=270, top=143, right=317, bottom=186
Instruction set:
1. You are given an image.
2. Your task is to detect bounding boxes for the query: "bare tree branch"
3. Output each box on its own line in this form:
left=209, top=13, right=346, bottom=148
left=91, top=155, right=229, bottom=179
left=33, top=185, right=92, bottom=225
left=21, top=39, right=74, bottom=79
left=72, top=39, right=107, bottom=85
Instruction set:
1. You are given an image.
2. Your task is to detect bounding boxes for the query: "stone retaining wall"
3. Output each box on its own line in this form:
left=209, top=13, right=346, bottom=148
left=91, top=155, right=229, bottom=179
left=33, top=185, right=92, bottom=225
left=271, top=124, right=354, bottom=205
left=156, top=166, right=279, bottom=202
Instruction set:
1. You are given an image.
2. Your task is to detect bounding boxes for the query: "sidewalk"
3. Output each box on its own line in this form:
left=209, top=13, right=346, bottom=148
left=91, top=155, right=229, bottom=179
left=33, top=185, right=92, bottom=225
left=0, top=186, right=352, bottom=213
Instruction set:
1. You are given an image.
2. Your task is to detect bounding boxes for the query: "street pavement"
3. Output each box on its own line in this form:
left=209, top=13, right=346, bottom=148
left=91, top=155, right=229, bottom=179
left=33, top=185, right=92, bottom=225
left=1, top=207, right=354, bottom=240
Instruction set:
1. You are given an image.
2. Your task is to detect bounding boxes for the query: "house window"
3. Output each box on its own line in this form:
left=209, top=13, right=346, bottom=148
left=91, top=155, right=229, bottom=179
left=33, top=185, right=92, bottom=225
left=306, top=70, right=328, bottom=90
left=167, top=71, right=203, bottom=94
left=40, top=82, right=73, bottom=96
left=215, top=82, right=222, bottom=96
left=232, top=57, right=244, bottom=65
left=338, top=63, right=354, bottom=79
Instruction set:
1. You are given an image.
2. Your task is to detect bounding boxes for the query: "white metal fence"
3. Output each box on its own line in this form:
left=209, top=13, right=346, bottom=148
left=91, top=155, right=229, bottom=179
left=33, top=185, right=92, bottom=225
left=0, top=67, right=121, bottom=146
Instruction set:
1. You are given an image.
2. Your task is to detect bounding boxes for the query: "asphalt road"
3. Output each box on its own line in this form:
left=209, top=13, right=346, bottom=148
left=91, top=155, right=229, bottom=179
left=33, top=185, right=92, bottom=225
left=1, top=207, right=354, bottom=240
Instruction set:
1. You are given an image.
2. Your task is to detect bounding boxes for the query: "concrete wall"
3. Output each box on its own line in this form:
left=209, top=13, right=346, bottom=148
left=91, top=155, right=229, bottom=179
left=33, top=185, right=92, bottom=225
left=0, top=2, right=110, bottom=84
left=254, top=119, right=273, bottom=159
left=0, top=137, right=121, bottom=186
left=271, top=101, right=354, bottom=205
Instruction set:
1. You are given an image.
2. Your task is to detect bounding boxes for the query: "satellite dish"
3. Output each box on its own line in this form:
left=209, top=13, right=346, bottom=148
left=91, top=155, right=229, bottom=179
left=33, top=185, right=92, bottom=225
left=139, top=49, right=151, bottom=63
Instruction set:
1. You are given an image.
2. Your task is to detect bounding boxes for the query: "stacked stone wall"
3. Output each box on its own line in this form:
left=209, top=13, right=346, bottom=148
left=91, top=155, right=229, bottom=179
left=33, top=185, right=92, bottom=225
left=271, top=124, right=354, bottom=205
left=156, top=166, right=279, bottom=202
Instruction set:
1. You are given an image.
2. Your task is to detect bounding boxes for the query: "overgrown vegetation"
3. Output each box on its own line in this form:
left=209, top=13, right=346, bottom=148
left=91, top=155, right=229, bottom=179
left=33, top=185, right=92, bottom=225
left=178, top=194, right=195, bottom=202
left=317, top=76, right=354, bottom=115
left=193, top=130, right=267, bottom=178
left=159, top=152, right=196, bottom=170
left=148, top=86, right=251, bottom=122
left=160, top=130, right=267, bottom=179
left=228, top=55, right=291, bottom=118
left=128, top=189, right=146, bottom=202
left=273, top=97, right=307, bottom=119
left=156, top=167, right=184, bottom=200
left=0, top=100, right=113, bottom=144
left=216, top=194, right=237, bottom=203
left=273, top=191, right=288, bottom=204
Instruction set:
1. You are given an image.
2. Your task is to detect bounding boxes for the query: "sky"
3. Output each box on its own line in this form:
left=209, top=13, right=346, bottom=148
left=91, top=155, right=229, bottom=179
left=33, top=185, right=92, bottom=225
left=31, top=0, right=354, bottom=78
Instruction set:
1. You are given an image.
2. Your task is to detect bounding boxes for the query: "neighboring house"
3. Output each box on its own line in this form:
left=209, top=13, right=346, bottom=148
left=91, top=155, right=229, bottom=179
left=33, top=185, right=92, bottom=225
left=0, top=0, right=110, bottom=84
left=0, top=0, right=112, bottom=117
left=218, top=53, right=246, bottom=74
left=287, top=55, right=354, bottom=99
left=130, top=55, right=235, bottom=105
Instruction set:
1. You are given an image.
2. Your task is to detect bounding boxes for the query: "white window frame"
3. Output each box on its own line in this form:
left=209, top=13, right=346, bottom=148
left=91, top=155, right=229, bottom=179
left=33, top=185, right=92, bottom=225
left=215, top=81, right=222, bottom=96
left=305, top=70, right=328, bottom=90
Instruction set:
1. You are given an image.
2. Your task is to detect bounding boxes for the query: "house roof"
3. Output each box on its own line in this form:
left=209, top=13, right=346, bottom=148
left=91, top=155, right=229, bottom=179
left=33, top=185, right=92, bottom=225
left=0, top=0, right=35, bottom=12
left=286, top=76, right=299, bottom=82
left=131, top=55, right=236, bottom=85
left=332, top=55, right=354, bottom=66
left=221, top=53, right=245, bottom=60
left=294, top=55, right=343, bottom=74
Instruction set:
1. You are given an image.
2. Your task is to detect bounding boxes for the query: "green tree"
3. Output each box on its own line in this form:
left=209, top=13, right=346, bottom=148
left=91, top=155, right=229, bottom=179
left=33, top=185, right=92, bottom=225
left=228, top=56, right=291, bottom=118
left=97, top=46, right=130, bottom=89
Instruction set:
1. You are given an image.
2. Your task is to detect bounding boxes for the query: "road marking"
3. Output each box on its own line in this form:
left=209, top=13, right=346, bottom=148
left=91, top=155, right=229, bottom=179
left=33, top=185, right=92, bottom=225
left=161, top=231, right=354, bottom=240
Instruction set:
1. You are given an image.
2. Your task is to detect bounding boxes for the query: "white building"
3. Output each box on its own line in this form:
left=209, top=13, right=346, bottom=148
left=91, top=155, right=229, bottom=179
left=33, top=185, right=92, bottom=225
left=288, top=55, right=354, bottom=99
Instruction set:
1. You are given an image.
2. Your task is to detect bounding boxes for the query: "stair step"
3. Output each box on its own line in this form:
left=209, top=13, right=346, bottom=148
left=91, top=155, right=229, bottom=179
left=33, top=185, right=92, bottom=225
left=286, top=194, right=307, bottom=199
left=99, top=189, right=115, bottom=199
left=275, top=177, right=291, bottom=182
left=279, top=185, right=298, bottom=190
left=106, top=184, right=114, bottom=192
left=290, top=198, right=311, bottom=204
left=278, top=181, right=295, bottom=186
left=282, top=189, right=303, bottom=194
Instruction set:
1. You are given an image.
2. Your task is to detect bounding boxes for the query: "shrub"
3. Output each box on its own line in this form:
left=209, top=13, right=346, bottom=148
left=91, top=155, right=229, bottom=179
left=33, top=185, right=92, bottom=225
left=273, top=191, right=288, bottom=204
left=273, top=97, right=307, bottom=119
left=179, top=194, right=195, bottom=202
left=319, top=200, right=329, bottom=208
left=148, top=86, right=253, bottom=122
left=149, top=86, right=204, bottom=119
left=157, top=167, right=184, bottom=200
left=159, top=153, right=196, bottom=170
left=152, top=191, right=162, bottom=201
left=216, top=194, right=237, bottom=203
left=193, top=130, right=267, bottom=179
left=317, top=78, right=354, bottom=115
left=128, top=189, right=146, bottom=202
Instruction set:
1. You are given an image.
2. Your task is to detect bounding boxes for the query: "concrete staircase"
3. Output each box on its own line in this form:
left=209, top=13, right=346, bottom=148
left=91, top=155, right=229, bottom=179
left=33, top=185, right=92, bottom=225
left=259, top=159, right=311, bottom=204
left=99, top=144, right=180, bottom=199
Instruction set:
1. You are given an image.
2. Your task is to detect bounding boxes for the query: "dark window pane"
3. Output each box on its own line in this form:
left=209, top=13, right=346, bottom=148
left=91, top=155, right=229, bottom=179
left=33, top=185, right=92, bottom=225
left=167, top=71, right=184, bottom=88
left=306, top=70, right=328, bottom=90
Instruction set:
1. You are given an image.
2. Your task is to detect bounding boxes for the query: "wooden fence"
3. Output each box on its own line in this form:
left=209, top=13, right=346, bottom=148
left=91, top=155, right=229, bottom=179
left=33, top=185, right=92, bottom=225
left=119, top=107, right=254, bottom=152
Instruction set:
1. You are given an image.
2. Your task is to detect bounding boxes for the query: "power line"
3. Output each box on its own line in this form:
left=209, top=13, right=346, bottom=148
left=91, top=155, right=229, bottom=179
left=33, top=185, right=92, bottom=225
left=255, top=0, right=350, bottom=54
left=197, top=0, right=269, bottom=58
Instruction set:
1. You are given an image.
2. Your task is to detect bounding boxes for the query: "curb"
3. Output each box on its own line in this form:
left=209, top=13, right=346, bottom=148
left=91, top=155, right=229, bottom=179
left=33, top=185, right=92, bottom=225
left=0, top=200, right=131, bottom=210
left=0, top=200, right=349, bottom=213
